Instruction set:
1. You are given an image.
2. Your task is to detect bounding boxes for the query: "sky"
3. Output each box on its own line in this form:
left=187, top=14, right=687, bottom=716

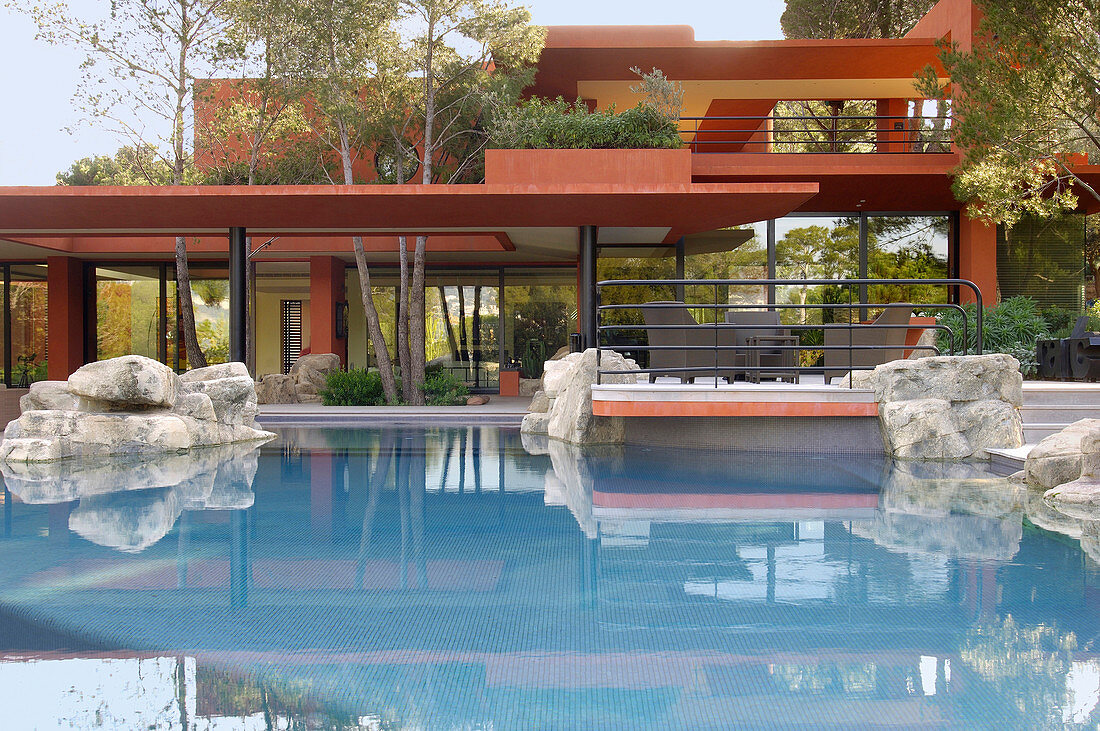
left=0, top=0, right=785, bottom=187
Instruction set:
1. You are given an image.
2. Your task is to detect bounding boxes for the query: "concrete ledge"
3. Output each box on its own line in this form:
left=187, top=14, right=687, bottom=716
left=591, top=383, right=877, bottom=417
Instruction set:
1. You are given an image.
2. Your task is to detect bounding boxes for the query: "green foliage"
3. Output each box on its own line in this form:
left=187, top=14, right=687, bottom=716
left=488, top=97, right=683, bottom=150
left=321, top=369, right=393, bottom=406
left=56, top=145, right=177, bottom=186
left=781, top=0, right=936, bottom=39
left=936, top=296, right=1051, bottom=374
left=1041, top=305, right=1081, bottom=338
left=421, top=371, right=469, bottom=406
left=917, top=0, right=1100, bottom=226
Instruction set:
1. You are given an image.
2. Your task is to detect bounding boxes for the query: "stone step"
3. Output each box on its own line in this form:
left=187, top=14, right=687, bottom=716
left=1020, top=405, right=1100, bottom=424
left=1022, top=382, right=1100, bottom=407
left=987, top=446, right=1031, bottom=476
left=1024, top=423, right=1071, bottom=442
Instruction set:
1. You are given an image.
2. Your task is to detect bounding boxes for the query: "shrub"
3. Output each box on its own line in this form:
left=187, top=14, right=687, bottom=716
left=421, top=371, right=469, bottom=406
left=488, top=97, right=683, bottom=150
left=321, top=369, right=394, bottom=406
left=936, top=296, right=1050, bottom=375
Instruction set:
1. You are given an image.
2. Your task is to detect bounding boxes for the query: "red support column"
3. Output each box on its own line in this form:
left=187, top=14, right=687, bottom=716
left=309, top=256, right=347, bottom=365
left=46, top=256, right=86, bottom=380
left=958, top=210, right=999, bottom=305
left=875, top=98, right=909, bottom=153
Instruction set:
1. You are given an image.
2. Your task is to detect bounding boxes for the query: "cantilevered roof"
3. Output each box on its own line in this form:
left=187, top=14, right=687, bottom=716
left=0, top=182, right=819, bottom=256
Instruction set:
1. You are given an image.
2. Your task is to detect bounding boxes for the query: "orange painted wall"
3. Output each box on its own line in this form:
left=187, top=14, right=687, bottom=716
left=484, top=148, right=692, bottom=186
left=310, top=256, right=347, bottom=365
left=958, top=210, right=998, bottom=305
left=46, top=256, right=85, bottom=380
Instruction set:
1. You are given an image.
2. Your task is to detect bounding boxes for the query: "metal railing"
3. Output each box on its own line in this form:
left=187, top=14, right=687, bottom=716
left=594, top=278, right=982, bottom=386
left=679, top=115, right=953, bottom=154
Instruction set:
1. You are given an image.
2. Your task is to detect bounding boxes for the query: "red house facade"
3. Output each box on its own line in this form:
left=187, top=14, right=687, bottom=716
left=0, top=0, right=1093, bottom=390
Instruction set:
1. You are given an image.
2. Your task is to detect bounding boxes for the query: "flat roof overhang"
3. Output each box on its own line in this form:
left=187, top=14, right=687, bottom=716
left=0, top=182, right=819, bottom=250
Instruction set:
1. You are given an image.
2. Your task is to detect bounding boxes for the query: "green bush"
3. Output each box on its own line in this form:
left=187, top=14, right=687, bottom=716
left=421, top=371, right=469, bottom=406
left=488, top=97, right=683, bottom=150
left=320, top=369, right=395, bottom=406
left=936, top=296, right=1050, bottom=375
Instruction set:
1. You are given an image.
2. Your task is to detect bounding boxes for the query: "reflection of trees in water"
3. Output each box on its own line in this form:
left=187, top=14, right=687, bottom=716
left=959, top=615, right=1092, bottom=729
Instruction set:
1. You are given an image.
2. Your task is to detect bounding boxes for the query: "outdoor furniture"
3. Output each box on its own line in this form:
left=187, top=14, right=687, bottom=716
left=725, top=311, right=797, bottom=383
left=824, top=304, right=913, bottom=380
left=640, top=302, right=741, bottom=382
left=746, top=335, right=800, bottom=383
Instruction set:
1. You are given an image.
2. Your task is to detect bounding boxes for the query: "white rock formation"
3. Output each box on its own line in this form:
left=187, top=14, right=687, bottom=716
left=0, top=355, right=274, bottom=463
left=520, top=349, right=639, bottom=445
left=1025, top=419, right=1100, bottom=490
left=1043, top=428, right=1100, bottom=519
left=861, top=354, right=1023, bottom=460
left=254, top=353, right=342, bottom=404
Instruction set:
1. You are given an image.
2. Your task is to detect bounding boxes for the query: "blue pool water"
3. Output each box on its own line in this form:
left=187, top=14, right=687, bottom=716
left=0, top=426, right=1098, bottom=729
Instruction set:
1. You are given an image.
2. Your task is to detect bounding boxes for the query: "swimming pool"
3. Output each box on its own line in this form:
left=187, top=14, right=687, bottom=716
left=0, top=426, right=1097, bottom=729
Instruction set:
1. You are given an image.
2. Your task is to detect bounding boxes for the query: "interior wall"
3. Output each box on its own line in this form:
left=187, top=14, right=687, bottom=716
left=254, top=276, right=310, bottom=377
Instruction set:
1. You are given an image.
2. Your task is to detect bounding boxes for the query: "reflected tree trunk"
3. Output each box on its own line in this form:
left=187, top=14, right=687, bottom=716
left=439, top=286, right=459, bottom=361
left=457, top=286, right=468, bottom=362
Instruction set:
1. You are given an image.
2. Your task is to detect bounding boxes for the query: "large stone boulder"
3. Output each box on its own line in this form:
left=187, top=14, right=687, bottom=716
left=256, top=373, right=298, bottom=404
left=862, top=354, right=1023, bottom=460
left=19, top=381, right=78, bottom=412
left=0, top=356, right=273, bottom=463
left=1025, top=419, right=1100, bottom=490
left=67, top=355, right=180, bottom=410
left=521, top=349, right=639, bottom=445
left=290, top=353, right=341, bottom=392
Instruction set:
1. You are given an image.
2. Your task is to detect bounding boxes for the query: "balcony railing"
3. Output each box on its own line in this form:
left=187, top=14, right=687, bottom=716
left=594, top=278, right=982, bottom=386
left=679, top=115, right=953, bottom=154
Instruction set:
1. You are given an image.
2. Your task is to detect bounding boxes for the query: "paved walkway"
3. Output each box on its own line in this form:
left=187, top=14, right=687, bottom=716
left=258, top=396, right=531, bottom=427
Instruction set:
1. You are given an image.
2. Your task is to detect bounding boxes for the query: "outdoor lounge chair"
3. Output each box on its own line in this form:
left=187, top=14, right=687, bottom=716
left=824, top=304, right=913, bottom=380
left=725, top=310, right=797, bottom=382
left=640, top=302, right=741, bottom=382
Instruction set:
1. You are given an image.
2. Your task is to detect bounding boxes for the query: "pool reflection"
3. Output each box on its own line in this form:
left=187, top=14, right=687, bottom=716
left=0, top=426, right=1097, bottom=729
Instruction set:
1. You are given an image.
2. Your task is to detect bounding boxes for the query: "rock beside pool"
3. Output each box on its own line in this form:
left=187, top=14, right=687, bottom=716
left=255, top=353, right=342, bottom=404
left=19, top=381, right=78, bottom=412
left=256, top=373, right=299, bottom=404
left=68, top=354, right=179, bottom=410
left=521, top=348, right=639, bottom=445
left=862, top=354, right=1023, bottom=460
left=1025, top=419, right=1100, bottom=490
left=0, top=355, right=274, bottom=463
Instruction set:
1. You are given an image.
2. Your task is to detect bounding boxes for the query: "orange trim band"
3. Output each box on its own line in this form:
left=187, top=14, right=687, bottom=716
left=592, top=400, right=879, bottom=417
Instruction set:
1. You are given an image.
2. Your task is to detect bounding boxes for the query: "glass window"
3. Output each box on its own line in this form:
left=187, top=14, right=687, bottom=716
left=9, top=265, right=48, bottom=386
left=866, top=215, right=951, bottom=306
left=684, top=222, right=769, bottom=323
left=503, top=267, right=576, bottom=379
left=774, top=216, right=859, bottom=327
left=997, top=215, right=1085, bottom=310
left=186, top=266, right=230, bottom=367
left=95, top=266, right=162, bottom=362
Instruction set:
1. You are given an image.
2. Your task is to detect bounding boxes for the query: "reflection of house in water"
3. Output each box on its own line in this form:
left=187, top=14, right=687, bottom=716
left=0, top=427, right=1099, bottom=728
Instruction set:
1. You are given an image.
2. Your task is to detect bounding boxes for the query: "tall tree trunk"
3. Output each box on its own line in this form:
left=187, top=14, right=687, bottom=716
left=407, top=235, right=427, bottom=405
left=438, top=286, right=459, bottom=360
left=175, top=236, right=207, bottom=369
left=457, top=285, right=468, bottom=362
left=337, top=119, right=398, bottom=403
left=397, top=236, right=413, bottom=402
left=352, top=237, right=399, bottom=403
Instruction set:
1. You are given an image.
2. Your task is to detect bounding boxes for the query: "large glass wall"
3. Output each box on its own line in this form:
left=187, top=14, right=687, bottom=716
left=684, top=222, right=770, bottom=322
left=867, top=215, right=951, bottom=306
left=502, top=267, right=576, bottom=379
left=997, top=215, right=1086, bottom=310
left=95, top=266, right=162, bottom=361
left=9, top=265, right=48, bottom=386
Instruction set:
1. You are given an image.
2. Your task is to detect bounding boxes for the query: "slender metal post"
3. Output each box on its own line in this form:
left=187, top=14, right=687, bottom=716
left=767, top=219, right=777, bottom=307
left=229, top=227, right=248, bottom=364
left=580, top=225, right=598, bottom=349
left=3, top=265, right=10, bottom=388
left=675, top=237, right=686, bottom=302
left=858, top=214, right=869, bottom=321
